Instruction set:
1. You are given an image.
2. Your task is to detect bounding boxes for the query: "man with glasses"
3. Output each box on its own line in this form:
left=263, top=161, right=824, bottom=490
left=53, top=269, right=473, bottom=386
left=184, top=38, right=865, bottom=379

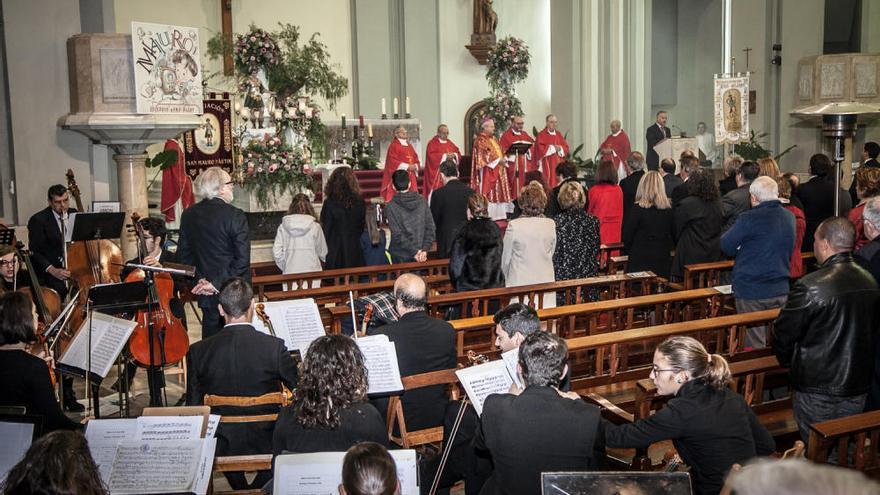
left=178, top=167, right=250, bottom=340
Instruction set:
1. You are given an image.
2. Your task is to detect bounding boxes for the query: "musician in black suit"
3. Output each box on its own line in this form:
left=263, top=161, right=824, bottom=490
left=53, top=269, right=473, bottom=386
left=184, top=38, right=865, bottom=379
left=645, top=110, right=672, bottom=171
left=430, top=160, right=475, bottom=258
left=186, top=277, right=298, bottom=490
left=26, top=184, right=82, bottom=411
left=177, top=167, right=251, bottom=339
left=476, top=332, right=606, bottom=495
left=619, top=153, right=645, bottom=225
left=27, top=185, right=75, bottom=299
left=369, top=273, right=456, bottom=431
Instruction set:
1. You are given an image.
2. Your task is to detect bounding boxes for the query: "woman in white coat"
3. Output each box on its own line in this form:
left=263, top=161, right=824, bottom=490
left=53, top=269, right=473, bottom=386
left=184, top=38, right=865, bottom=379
left=273, top=193, right=328, bottom=288
left=502, top=181, right=557, bottom=307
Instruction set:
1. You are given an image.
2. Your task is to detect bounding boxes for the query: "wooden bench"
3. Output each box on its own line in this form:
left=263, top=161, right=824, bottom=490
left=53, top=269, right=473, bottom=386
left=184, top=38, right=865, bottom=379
left=448, top=286, right=734, bottom=359
left=252, top=258, right=450, bottom=300
left=599, top=242, right=625, bottom=273
left=808, top=410, right=880, bottom=475
left=680, top=252, right=816, bottom=290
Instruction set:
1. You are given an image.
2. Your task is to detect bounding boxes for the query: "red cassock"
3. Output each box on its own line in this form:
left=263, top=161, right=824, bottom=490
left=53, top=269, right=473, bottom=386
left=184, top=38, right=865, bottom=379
left=499, top=128, right=534, bottom=199
left=470, top=132, right=511, bottom=203
left=381, top=138, right=421, bottom=202
left=599, top=130, right=632, bottom=178
left=533, top=129, right=570, bottom=188
left=423, top=136, right=461, bottom=198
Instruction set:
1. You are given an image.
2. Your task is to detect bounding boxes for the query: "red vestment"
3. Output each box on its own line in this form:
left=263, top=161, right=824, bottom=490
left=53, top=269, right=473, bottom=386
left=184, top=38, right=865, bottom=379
left=499, top=128, right=534, bottom=199
left=381, top=138, right=421, bottom=202
left=470, top=132, right=511, bottom=203
left=587, top=183, right=623, bottom=247
left=533, top=129, right=570, bottom=188
left=599, top=130, right=632, bottom=179
left=423, top=136, right=461, bottom=198
left=160, top=139, right=195, bottom=222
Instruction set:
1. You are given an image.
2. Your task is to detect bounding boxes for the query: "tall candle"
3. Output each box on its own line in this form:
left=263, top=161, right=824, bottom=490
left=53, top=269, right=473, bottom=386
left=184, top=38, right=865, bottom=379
left=393, top=97, right=399, bottom=115
left=381, top=98, right=387, bottom=115
left=368, top=123, right=373, bottom=138
left=341, top=114, right=346, bottom=128
left=359, top=115, right=364, bottom=127
left=405, top=97, right=411, bottom=114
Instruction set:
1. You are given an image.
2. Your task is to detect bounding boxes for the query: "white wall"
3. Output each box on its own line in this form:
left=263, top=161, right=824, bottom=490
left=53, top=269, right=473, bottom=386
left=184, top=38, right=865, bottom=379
left=3, top=0, right=91, bottom=224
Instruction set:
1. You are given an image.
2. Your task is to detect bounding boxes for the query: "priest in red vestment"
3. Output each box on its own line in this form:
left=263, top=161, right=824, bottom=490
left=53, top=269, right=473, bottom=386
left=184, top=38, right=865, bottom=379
left=599, top=119, right=632, bottom=182
left=423, top=124, right=461, bottom=199
left=471, top=118, right=512, bottom=214
left=381, top=126, right=421, bottom=202
left=499, top=115, right=534, bottom=199
left=533, top=114, right=570, bottom=188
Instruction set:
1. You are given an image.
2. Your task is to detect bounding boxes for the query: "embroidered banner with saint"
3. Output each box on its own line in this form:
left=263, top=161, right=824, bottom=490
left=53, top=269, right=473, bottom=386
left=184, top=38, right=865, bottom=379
left=714, top=76, right=750, bottom=144
left=183, top=96, right=234, bottom=178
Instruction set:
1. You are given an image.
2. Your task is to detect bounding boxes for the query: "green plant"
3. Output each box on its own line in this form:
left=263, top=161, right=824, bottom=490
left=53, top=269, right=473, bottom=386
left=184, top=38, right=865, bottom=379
left=733, top=130, right=797, bottom=162
left=564, top=143, right=596, bottom=177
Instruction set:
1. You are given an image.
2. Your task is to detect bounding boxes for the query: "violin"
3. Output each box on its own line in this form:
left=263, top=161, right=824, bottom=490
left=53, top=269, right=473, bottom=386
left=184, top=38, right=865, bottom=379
left=15, top=242, right=61, bottom=387
left=125, top=212, right=190, bottom=367
left=255, top=303, right=276, bottom=337
left=61, top=170, right=123, bottom=356
left=358, top=303, right=374, bottom=337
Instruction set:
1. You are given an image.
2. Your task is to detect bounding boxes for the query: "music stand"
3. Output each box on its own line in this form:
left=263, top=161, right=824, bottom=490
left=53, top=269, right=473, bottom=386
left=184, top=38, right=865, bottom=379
left=68, top=212, right=125, bottom=242
left=506, top=141, right=533, bottom=195
left=0, top=229, right=14, bottom=246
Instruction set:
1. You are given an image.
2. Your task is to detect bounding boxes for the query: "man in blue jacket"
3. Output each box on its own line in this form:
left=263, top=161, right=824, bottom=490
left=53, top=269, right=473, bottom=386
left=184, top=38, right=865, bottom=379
left=721, top=176, right=795, bottom=349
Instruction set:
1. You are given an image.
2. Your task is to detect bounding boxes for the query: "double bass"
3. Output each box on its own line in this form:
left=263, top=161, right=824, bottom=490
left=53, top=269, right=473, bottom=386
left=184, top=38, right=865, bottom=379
left=125, top=213, right=189, bottom=367
left=60, top=169, right=124, bottom=355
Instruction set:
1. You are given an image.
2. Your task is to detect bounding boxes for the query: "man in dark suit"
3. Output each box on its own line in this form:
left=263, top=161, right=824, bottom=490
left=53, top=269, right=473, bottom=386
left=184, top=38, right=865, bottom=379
left=661, top=158, right=683, bottom=198
left=799, top=153, right=852, bottom=252
left=721, top=160, right=759, bottom=233
left=186, top=277, right=298, bottom=489
left=645, top=110, right=672, bottom=170
left=27, top=184, right=76, bottom=299
left=850, top=141, right=880, bottom=204
left=476, top=332, right=605, bottom=494
left=430, top=160, right=475, bottom=258
left=178, top=167, right=251, bottom=339
left=545, top=161, right=579, bottom=218
left=619, top=152, right=645, bottom=225
left=27, top=184, right=83, bottom=411
left=370, top=273, right=456, bottom=431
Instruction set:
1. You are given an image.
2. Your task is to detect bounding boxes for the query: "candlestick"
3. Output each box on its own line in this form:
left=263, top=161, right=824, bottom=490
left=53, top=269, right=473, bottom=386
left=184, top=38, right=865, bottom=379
left=359, top=115, right=364, bottom=128
left=381, top=98, right=386, bottom=115
left=368, top=123, right=373, bottom=138
left=393, top=97, right=399, bottom=115
left=341, top=114, right=346, bottom=128
left=405, top=97, right=411, bottom=114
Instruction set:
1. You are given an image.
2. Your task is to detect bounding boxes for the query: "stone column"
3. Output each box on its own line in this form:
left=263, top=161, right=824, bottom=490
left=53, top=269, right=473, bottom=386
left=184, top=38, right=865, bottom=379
left=113, top=150, right=149, bottom=259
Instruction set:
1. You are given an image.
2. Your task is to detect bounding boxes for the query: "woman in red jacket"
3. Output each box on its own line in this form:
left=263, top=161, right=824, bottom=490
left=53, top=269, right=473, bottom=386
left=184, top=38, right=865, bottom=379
left=778, top=177, right=806, bottom=278
left=587, top=160, right=623, bottom=247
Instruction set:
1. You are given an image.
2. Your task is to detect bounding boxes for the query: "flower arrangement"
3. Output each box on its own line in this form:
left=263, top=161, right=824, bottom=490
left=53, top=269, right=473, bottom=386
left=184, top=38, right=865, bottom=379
left=232, top=27, right=280, bottom=76
left=239, top=133, right=313, bottom=209
left=483, top=36, right=530, bottom=133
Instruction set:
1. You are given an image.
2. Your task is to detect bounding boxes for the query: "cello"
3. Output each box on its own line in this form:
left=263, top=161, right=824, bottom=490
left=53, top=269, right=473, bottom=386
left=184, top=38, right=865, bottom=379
left=15, top=242, right=61, bottom=387
left=125, top=212, right=190, bottom=367
left=60, top=170, right=124, bottom=355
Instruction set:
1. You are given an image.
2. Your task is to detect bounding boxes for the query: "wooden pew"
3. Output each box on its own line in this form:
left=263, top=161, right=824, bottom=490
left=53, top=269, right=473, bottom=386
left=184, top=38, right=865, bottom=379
left=808, top=410, right=880, bottom=475
left=599, top=242, right=625, bottom=273
left=327, top=272, right=660, bottom=334
left=681, top=252, right=816, bottom=290
left=252, top=258, right=450, bottom=300
left=448, top=286, right=733, bottom=359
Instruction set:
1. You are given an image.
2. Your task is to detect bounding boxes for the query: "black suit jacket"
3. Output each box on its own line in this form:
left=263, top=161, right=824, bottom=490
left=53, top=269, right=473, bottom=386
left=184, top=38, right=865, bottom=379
left=177, top=198, right=250, bottom=304
left=545, top=177, right=578, bottom=218
left=799, top=176, right=852, bottom=252
left=371, top=311, right=457, bottom=430
left=645, top=123, right=671, bottom=170
left=619, top=170, right=645, bottom=224
left=476, top=386, right=606, bottom=495
left=27, top=206, right=77, bottom=277
left=430, top=180, right=475, bottom=258
left=186, top=323, right=298, bottom=457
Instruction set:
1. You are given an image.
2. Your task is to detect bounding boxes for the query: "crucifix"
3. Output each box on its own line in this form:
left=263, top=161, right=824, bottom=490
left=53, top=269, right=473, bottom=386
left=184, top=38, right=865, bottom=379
left=742, top=47, right=753, bottom=70
left=220, top=0, right=233, bottom=75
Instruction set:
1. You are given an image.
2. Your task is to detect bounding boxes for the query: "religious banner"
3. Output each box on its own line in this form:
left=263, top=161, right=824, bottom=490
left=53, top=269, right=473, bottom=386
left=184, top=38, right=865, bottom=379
left=131, top=21, right=203, bottom=114
left=713, top=75, right=750, bottom=144
left=183, top=95, right=234, bottom=178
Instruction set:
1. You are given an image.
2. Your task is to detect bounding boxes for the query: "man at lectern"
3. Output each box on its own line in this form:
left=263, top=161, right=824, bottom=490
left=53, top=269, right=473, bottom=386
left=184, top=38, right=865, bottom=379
left=645, top=110, right=672, bottom=171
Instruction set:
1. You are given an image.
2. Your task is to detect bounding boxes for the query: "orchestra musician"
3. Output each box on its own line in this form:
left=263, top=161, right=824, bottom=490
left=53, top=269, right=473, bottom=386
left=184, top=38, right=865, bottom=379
left=26, top=184, right=82, bottom=411
left=0, top=245, right=30, bottom=292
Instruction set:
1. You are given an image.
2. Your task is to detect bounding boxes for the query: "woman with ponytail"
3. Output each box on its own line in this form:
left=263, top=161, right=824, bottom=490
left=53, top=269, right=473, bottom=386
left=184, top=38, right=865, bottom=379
left=604, top=336, right=776, bottom=495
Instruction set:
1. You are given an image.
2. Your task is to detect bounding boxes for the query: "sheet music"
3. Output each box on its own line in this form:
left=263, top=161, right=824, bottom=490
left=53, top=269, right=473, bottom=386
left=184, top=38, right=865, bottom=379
left=192, top=438, right=216, bottom=495
left=273, top=450, right=418, bottom=495
left=58, top=312, right=137, bottom=378
left=107, top=439, right=203, bottom=495
left=626, top=271, right=653, bottom=278
left=714, top=285, right=733, bottom=295
left=0, top=422, right=34, bottom=482
left=455, top=360, right=513, bottom=416
left=85, top=418, right=138, bottom=483
left=134, top=416, right=204, bottom=441
left=501, top=348, right=524, bottom=390
left=356, top=335, right=404, bottom=394
left=205, top=414, right=220, bottom=439
left=252, top=299, right=325, bottom=353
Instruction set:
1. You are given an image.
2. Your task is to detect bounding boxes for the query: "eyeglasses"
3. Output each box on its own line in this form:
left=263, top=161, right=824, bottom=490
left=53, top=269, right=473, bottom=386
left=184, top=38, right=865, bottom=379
left=650, top=365, right=678, bottom=375
left=0, top=260, right=15, bottom=267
